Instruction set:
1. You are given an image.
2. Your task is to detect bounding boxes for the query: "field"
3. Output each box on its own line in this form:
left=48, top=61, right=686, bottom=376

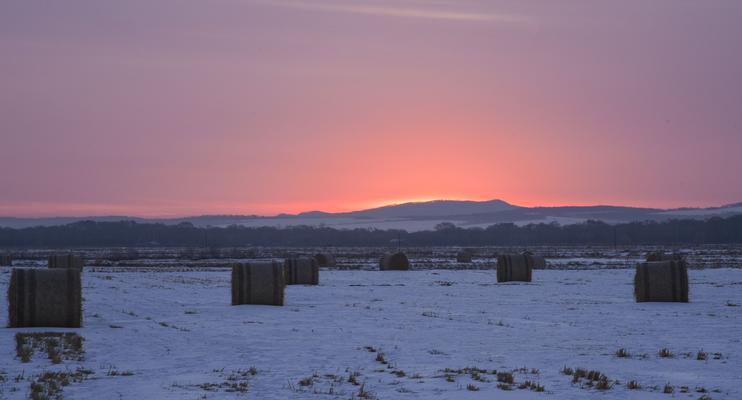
left=1, top=246, right=741, bottom=399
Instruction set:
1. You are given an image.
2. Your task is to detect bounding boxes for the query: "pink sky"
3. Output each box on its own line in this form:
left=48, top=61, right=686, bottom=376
left=1, top=1, right=741, bottom=217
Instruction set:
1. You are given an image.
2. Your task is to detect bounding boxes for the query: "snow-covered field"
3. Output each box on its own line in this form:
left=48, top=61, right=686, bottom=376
left=1, top=267, right=741, bottom=399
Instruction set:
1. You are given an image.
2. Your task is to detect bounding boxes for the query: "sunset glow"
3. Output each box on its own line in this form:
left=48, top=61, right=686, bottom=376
left=1, top=1, right=741, bottom=217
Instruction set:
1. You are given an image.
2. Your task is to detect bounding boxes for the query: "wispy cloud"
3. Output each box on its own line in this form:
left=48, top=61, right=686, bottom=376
left=251, top=0, right=530, bottom=25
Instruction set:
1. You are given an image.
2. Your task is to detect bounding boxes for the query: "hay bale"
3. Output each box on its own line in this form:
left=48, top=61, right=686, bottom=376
left=497, top=254, right=534, bottom=282
left=8, top=268, right=82, bottom=328
left=530, top=255, right=546, bottom=268
left=528, top=254, right=547, bottom=269
left=646, top=252, right=684, bottom=262
left=634, top=261, right=688, bottom=302
left=380, top=252, right=410, bottom=271
left=456, top=250, right=473, bottom=263
left=285, top=257, right=319, bottom=285
left=48, top=255, right=84, bottom=270
left=0, top=255, right=11, bottom=266
left=521, top=251, right=547, bottom=268
left=314, top=253, right=336, bottom=268
left=231, top=262, right=285, bottom=306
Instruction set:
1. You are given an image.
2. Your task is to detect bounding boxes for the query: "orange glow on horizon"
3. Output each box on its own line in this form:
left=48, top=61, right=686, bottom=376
left=1, top=1, right=741, bottom=218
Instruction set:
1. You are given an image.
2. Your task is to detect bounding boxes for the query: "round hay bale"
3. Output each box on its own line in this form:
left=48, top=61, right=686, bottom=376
left=8, top=268, right=82, bottom=328
left=285, top=257, right=319, bottom=285
left=634, top=260, right=688, bottom=302
left=456, top=251, right=473, bottom=263
left=380, top=252, right=410, bottom=271
left=231, top=262, right=285, bottom=306
left=0, top=254, right=12, bottom=266
left=529, top=255, right=547, bottom=269
left=48, top=255, right=84, bottom=270
left=497, top=254, right=533, bottom=282
left=521, top=251, right=547, bottom=268
left=314, top=253, right=336, bottom=268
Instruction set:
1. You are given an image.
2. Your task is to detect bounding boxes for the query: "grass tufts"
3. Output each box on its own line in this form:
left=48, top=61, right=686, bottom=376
left=615, top=348, right=631, bottom=358
left=496, top=372, right=514, bottom=384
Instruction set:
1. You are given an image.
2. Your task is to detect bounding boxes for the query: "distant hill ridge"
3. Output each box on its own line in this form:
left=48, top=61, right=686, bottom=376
left=1, top=199, right=741, bottom=231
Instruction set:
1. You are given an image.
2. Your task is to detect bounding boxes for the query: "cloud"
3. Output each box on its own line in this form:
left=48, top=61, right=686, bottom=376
left=251, top=0, right=530, bottom=25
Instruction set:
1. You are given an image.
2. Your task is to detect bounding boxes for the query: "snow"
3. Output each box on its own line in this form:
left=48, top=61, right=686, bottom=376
left=1, top=267, right=741, bottom=399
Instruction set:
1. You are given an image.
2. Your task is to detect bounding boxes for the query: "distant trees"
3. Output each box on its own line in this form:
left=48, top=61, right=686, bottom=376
left=0, top=215, right=741, bottom=247
left=434, top=222, right=457, bottom=231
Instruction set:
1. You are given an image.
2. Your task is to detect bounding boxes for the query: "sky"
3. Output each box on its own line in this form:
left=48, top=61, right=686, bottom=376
left=1, top=0, right=741, bottom=217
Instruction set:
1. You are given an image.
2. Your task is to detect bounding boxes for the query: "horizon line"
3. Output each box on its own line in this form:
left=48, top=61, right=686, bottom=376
left=1, top=198, right=740, bottom=220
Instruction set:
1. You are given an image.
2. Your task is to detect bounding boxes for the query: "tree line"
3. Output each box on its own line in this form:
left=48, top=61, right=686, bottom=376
left=0, top=215, right=740, bottom=248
